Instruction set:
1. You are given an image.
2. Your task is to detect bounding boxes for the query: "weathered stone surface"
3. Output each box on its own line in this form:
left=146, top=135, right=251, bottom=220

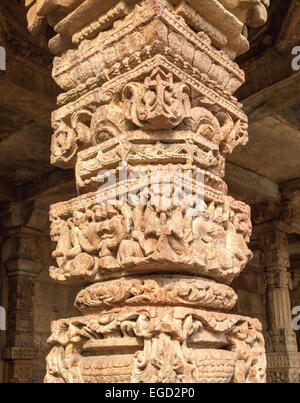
left=45, top=307, right=266, bottom=383
left=49, top=193, right=252, bottom=285
left=0, top=0, right=296, bottom=384
left=22, top=0, right=271, bottom=383
left=252, top=200, right=300, bottom=382
left=74, top=276, right=238, bottom=313
left=26, top=0, right=269, bottom=58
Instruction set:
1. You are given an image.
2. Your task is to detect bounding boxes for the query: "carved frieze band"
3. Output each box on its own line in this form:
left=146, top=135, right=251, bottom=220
left=49, top=192, right=252, bottom=285
left=45, top=306, right=266, bottom=383
left=75, top=275, right=238, bottom=313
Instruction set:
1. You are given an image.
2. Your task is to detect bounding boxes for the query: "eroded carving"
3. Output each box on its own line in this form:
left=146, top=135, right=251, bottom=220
left=45, top=307, right=266, bottom=383
left=123, top=67, right=191, bottom=129
left=24, top=0, right=268, bottom=384
left=75, top=276, right=238, bottom=313
left=49, top=192, right=252, bottom=285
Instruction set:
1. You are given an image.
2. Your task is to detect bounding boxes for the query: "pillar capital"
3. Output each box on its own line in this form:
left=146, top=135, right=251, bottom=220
left=280, top=178, right=300, bottom=234
left=258, top=230, right=290, bottom=270
left=291, top=260, right=300, bottom=289
left=25, top=0, right=269, bottom=59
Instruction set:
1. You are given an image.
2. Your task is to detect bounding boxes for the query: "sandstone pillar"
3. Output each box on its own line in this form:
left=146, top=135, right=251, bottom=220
left=291, top=261, right=300, bottom=351
left=0, top=200, right=48, bottom=383
left=25, top=0, right=269, bottom=383
left=260, top=231, right=298, bottom=350
left=253, top=201, right=300, bottom=383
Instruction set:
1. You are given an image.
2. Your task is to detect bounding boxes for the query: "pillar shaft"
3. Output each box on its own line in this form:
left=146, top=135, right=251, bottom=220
left=25, top=0, right=269, bottom=383
left=260, top=230, right=297, bottom=353
left=253, top=199, right=300, bottom=383
left=3, top=273, right=36, bottom=383
left=0, top=201, right=48, bottom=382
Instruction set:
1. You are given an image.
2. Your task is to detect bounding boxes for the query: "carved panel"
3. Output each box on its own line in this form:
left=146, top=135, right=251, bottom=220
left=45, top=307, right=266, bottom=383
left=75, top=276, right=238, bottom=313
left=49, top=192, right=252, bottom=285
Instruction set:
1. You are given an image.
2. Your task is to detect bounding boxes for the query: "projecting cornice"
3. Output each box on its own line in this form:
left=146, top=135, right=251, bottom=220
left=25, top=0, right=269, bottom=58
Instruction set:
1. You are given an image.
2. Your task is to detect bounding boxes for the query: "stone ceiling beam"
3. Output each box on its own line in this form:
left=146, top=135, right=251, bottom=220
left=276, top=0, right=300, bottom=53
left=226, top=161, right=279, bottom=203
left=20, top=169, right=75, bottom=203
left=236, top=0, right=299, bottom=100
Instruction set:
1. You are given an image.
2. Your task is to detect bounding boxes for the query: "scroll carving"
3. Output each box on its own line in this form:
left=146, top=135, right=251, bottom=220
left=24, top=0, right=268, bottom=384
left=123, top=68, right=191, bottom=129
left=44, top=307, right=266, bottom=383
left=74, top=276, right=238, bottom=313
left=51, top=110, right=93, bottom=168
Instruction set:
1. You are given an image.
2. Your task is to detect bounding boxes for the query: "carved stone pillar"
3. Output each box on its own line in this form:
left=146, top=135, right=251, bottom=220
left=25, top=0, right=269, bottom=383
left=260, top=231, right=297, bottom=352
left=253, top=202, right=300, bottom=383
left=0, top=200, right=48, bottom=383
left=291, top=261, right=300, bottom=352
